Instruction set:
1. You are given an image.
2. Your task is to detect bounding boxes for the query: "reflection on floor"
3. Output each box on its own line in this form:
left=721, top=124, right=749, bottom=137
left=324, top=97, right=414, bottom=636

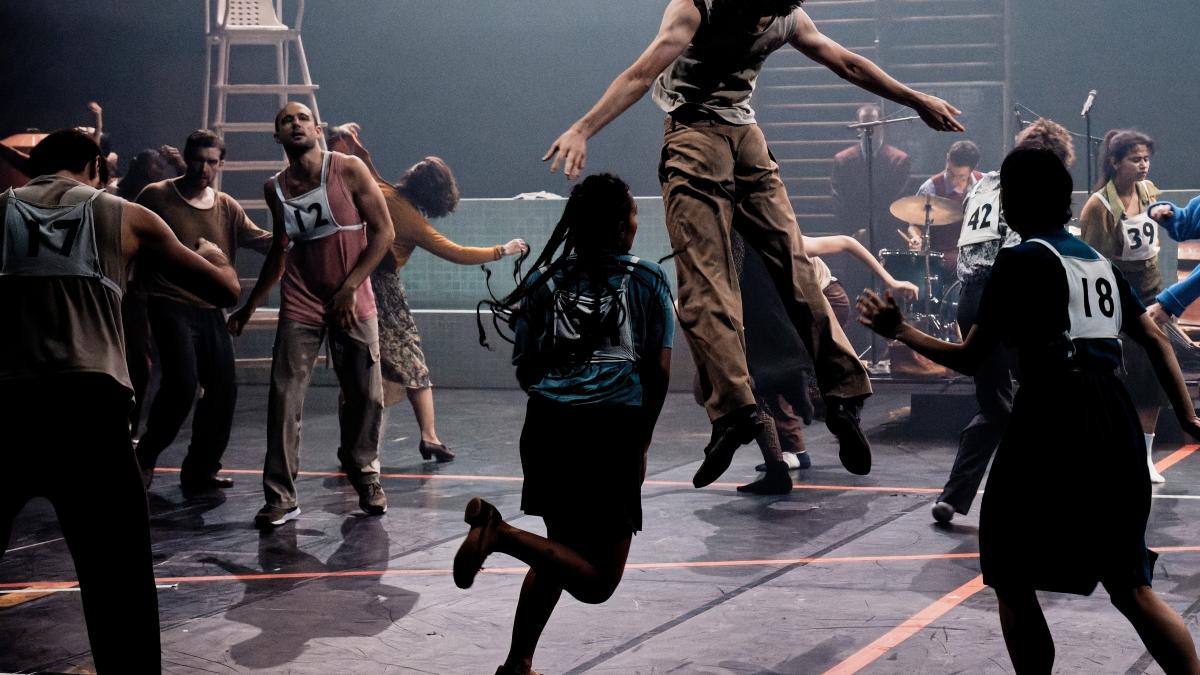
left=2, top=386, right=1198, bottom=674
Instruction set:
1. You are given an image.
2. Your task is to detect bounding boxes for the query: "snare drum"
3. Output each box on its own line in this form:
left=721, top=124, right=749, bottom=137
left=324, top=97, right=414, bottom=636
left=878, top=249, right=944, bottom=305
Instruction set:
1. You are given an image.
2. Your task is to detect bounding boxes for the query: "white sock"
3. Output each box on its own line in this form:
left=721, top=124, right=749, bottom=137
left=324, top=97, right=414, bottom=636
left=1146, top=433, right=1166, bottom=483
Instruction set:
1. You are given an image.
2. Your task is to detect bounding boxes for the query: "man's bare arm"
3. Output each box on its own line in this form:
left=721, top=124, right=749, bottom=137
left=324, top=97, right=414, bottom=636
left=788, top=10, right=964, bottom=132
left=543, top=0, right=700, bottom=179
left=121, top=202, right=240, bottom=307
left=331, top=154, right=395, bottom=327
left=227, top=183, right=289, bottom=336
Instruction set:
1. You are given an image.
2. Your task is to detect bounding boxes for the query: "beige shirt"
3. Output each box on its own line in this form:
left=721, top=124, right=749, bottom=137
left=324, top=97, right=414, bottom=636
left=136, top=179, right=270, bottom=307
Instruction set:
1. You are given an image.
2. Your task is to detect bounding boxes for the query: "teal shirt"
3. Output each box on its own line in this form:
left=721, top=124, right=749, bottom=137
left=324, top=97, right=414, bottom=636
left=512, top=253, right=674, bottom=406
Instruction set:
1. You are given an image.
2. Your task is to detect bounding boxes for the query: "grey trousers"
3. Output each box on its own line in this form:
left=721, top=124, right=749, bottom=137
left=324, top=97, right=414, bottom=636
left=264, top=315, right=384, bottom=508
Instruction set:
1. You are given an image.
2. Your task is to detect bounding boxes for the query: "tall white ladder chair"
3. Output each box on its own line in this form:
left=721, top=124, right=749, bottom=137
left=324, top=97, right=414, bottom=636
left=202, top=0, right=324, bottom=197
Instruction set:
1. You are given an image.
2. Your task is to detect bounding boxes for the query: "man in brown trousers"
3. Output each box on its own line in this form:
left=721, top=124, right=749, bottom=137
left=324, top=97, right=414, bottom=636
left=545, top=0, right=964, bottom=486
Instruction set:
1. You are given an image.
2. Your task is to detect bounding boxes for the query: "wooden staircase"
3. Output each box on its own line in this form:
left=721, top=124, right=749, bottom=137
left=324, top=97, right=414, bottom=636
left=756, top=0, right=1012, bottom=235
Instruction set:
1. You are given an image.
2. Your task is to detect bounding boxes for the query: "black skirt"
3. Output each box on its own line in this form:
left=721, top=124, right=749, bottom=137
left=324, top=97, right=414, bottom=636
left=980, top=370, right=1156, bottom=595
left=520, top=394, right=647, bottom=535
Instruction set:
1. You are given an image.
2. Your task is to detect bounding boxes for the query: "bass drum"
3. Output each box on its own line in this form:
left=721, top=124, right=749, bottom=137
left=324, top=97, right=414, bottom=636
left=937, top=280, right=962, bottom=343
left=878, top=249, right=944, bottom=310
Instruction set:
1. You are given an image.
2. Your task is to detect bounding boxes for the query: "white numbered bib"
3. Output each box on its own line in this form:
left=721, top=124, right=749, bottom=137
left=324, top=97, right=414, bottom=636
left=1, top=187, right=121, bottom=294
left=1028, top=238, right=1121, bottom=340
left=273, top=152, right=363, bottom=244
left=957, top=173, right=1004, bottom=248
left=1115, top=210, right=1159, bottom=262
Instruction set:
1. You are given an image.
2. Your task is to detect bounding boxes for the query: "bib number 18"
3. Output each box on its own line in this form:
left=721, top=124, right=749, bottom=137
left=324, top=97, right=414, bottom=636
left=1080, top=276, right=1116, bottom=318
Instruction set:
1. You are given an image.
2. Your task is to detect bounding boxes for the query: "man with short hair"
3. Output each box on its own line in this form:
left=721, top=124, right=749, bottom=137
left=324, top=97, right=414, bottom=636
left=228, top=102, right=395, bottom=528
left=909, top=139, right=983, bottom=270
left=831, top=102, right=914, bottom=239
left=134, top=129, right=273, bottom=490
left=0, top=128, right=239, bottom=672
left=544, top=0, right=964, bottom=486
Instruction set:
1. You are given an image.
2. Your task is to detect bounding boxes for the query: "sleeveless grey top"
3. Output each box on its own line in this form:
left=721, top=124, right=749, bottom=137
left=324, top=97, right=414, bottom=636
left=651, top=0, right=799, bottom=125
left=0, top=176, right=130, bottom=390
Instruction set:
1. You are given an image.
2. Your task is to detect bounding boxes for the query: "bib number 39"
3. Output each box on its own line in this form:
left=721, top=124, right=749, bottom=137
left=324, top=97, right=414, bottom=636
left=1127, top=222, right=1156, bottom=250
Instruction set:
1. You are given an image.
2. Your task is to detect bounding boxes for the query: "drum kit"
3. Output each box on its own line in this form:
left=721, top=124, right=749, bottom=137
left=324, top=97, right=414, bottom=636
left=879, top=193, right=963, bottom=342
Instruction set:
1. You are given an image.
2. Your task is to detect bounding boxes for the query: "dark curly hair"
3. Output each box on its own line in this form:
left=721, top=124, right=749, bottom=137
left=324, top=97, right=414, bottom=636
left=396, top=156, right=459, bottom=219
left=1014, top=118, right=1075, bottom=168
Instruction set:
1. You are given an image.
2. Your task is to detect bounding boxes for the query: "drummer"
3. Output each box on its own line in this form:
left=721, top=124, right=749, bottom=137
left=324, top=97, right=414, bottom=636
left=905, top=140, right=983, bottom=273
left=886, top=191, right=966, bottom=311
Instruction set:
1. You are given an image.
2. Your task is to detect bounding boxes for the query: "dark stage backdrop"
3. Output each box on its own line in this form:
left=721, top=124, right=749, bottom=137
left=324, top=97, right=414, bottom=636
left=3, top=1, right=1198, bottom=196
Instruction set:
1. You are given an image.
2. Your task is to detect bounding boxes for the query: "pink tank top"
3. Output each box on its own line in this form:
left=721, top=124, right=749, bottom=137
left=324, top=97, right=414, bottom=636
left=278, top=152, right=376, bottom=326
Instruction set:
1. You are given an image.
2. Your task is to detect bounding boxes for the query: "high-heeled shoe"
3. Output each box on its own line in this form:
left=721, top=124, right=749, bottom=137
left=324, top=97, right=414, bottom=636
left=418, top=440, right=455, bottom=462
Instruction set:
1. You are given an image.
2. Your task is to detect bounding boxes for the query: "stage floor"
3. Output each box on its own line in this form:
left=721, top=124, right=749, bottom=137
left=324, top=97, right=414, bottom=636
left=2, top=386, right=1199, bottom=674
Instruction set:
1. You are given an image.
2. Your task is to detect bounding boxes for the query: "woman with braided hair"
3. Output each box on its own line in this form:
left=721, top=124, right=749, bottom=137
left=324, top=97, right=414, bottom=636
left=455, top=174, right=674, bottom=675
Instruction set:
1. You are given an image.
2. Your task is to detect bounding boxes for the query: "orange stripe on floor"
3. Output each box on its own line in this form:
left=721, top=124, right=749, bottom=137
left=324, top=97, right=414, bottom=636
left=16, top=546, right=1200, bottom=591
left=821, top=443, right=1199, bottom=674
left=823, top=575, right=987, bottom=675
left=0, top=552, right=980, bottom=589
left=1155, top=444, right=1198, bottom=472
left=152, top=467, right=942, bottom=494
left=0, top=581, right=78, bottom=609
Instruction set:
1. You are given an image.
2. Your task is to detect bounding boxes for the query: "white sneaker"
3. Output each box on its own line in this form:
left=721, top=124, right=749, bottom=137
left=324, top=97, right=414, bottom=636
left=931, top=501, right=955, bottom=523
left=756, top=452, right=800, bottom=472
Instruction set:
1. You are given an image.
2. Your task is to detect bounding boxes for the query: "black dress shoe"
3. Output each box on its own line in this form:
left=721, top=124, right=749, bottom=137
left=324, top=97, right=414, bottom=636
left=692, top=407, right=763, bottom=488
left=825, top=397, right=872, bottom=475
left=737, top=462, right=793, bottom=495
left=180, top=475, right=235, bottom=490
left=454, top=497, right=502, bottom=589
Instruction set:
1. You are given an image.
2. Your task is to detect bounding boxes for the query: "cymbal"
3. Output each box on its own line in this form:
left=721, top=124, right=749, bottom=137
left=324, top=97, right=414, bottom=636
left=889, top=194, right=961, bottom=226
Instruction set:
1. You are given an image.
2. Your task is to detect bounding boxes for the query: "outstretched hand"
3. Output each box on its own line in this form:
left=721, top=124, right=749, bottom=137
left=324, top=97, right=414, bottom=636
left=1150, top=204, right=1174, bottom=224
left=1181, top=415, right=1200, bottom=442
left=501, top=238, right=528, bottom=256
left=543, top=128, right=587, bottom=180
left=914, top=94, right=965, bottom=132
left=856, top=289, right=905, bottom=339
left=889, top=280, right=920, bottom=301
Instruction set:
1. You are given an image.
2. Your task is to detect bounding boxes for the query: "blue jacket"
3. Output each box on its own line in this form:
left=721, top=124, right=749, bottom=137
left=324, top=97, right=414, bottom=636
left=1153, top=195, right=1200, bottom=316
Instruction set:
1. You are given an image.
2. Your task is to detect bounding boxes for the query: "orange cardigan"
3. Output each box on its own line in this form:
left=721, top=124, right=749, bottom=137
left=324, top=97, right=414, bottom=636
left=379, top=181, right=501, bottom=271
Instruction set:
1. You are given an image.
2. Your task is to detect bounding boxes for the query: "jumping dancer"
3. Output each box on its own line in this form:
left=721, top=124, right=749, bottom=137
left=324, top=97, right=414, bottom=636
left=456, top=174, right=673, bottom=675
left=544, top=0, right=964, bottom=486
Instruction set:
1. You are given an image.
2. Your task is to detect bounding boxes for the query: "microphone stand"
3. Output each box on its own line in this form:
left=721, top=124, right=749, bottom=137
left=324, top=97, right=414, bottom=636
left=846, top=114, right=920, bottom=365
left=1013, top=101, right=1103, bottom=182
left=1081, top=91, right=1097, bottom=191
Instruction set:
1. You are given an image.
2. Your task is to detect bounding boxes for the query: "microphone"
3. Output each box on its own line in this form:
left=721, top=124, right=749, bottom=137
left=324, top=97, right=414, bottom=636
left=1013, top=104, right=1023, bottom=125
left=1080, top=89, right=1097, bottom=117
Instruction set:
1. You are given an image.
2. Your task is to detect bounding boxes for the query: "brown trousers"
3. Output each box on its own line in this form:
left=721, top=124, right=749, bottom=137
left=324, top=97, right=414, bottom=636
left=658, top=115, right=871, bottom=420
